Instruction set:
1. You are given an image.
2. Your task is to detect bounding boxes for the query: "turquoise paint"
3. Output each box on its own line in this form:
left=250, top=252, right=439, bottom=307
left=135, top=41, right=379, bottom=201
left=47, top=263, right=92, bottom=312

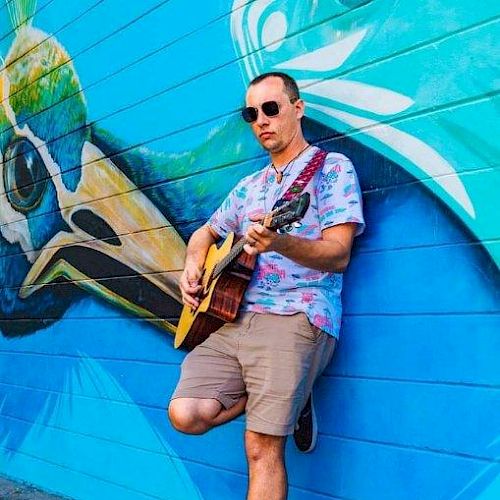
left=231, top=0, right=500, bottom=263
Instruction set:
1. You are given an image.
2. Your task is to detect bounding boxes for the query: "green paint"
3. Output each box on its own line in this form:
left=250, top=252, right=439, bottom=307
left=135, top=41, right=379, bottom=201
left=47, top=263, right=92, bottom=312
left=7, top=0, right=37, bottom=33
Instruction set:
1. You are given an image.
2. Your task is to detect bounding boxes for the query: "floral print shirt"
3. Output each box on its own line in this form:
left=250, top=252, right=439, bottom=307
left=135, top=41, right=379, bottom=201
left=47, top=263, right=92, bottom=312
left=207, top=146, right=365, bottom=338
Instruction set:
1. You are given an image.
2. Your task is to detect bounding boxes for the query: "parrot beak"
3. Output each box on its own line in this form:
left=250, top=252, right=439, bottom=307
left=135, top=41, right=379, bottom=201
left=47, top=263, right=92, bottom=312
left=20, top=141, right=186, bottom=334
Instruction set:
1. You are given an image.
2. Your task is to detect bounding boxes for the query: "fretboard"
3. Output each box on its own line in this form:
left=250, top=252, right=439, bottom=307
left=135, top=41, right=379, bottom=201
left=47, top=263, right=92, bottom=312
left=212, top=237, right=247, bottom=279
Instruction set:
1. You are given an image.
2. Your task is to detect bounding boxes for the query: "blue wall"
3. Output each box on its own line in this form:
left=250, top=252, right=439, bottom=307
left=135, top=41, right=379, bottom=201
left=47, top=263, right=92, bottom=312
left=0, top=1, right=498, bottom=498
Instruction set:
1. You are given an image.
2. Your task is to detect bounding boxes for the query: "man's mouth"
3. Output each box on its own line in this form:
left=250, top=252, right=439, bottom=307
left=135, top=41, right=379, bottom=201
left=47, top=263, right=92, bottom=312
left=260, top=132, right=273, bottom=139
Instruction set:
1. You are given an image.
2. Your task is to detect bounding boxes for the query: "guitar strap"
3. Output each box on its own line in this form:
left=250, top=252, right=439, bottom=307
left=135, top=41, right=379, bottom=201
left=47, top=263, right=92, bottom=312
left=274, top=148, right=328, bottom=208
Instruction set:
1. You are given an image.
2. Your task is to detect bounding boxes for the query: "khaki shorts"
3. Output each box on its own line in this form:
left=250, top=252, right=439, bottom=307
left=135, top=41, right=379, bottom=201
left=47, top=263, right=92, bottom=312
left=171, top=312, right=336, bottom=436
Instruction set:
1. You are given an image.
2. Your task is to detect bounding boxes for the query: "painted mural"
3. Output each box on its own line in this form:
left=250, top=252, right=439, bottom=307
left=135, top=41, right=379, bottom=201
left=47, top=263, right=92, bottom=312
left=0, top=0, right=498, bottom=498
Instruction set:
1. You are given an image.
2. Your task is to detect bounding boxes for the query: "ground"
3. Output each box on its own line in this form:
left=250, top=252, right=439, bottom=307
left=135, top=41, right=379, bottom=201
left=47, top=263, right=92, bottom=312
left=0, top=477, right=65, bottom=499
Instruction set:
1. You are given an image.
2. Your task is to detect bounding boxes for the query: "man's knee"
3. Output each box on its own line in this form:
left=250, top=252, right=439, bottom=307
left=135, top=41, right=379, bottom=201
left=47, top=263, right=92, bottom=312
left=168, top=399, right=201, bottom=434
left=168, top=398, right=221, bottom=434
left=245, top=431, right=286, bottom=464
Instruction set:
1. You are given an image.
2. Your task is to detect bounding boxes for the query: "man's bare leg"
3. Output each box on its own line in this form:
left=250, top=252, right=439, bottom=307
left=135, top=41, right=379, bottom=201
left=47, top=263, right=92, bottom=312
left=245, top=430, right=287, bottom=500
left=168, top=396, right=247, bottom=434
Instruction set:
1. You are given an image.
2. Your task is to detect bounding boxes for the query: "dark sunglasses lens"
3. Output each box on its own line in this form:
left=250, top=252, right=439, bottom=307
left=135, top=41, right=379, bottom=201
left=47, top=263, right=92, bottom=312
left=262, top=101, right=280, bottom=117
left=242, top=107, right=258, bottom=123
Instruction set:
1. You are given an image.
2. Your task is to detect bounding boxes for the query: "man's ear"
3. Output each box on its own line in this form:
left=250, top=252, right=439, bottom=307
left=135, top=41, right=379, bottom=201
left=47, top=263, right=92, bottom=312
left=295, top=98, right=305, bottom=119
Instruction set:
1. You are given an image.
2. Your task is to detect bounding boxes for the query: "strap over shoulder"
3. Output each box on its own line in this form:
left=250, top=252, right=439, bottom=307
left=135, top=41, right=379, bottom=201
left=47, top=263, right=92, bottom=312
left=280, top=148, right=328, bottom=203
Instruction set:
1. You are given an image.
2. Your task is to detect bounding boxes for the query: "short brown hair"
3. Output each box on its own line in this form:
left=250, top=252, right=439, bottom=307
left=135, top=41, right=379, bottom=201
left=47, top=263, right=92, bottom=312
left=248, top=72, right=300, bottom=102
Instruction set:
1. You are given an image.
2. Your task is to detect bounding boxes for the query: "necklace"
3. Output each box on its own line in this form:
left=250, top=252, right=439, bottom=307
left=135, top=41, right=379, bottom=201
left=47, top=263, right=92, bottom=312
left=271, top=143, right=311, bottom=184
left=263, top=144, right=311, bottom=213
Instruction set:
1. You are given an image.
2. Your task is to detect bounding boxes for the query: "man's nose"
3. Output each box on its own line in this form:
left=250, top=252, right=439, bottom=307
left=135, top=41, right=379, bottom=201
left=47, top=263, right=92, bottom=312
left=256, top=109, right=269, bottom=127
left=256, top=108, right=270, bottom=127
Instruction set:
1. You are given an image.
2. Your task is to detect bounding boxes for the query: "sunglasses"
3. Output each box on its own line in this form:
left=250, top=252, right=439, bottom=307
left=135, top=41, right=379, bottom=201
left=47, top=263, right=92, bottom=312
left=241, top=98, right=298, bottom=123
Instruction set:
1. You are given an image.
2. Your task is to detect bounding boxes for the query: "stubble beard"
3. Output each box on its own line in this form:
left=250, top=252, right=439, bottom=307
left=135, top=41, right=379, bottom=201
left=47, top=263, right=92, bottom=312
left=263, top=126, right=300, bottom=155
left=263, top=140, right=283, bottom=153
left=260, top=134, right=289, bottom=154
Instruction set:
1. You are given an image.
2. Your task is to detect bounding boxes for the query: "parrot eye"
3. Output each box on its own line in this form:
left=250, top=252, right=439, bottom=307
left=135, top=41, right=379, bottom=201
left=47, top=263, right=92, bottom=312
left=3, top=138, right=48, bottom=213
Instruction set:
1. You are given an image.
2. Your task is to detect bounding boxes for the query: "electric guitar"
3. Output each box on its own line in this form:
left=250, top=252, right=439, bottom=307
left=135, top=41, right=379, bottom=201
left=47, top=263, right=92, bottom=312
left=174, top=193, right=310, bottom=350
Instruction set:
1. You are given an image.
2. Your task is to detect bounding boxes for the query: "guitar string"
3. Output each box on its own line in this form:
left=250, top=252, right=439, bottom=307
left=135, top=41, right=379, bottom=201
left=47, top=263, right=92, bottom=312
left=213, top=197, right=295, bottom=279
left=213, top=146, right=312, bottom=281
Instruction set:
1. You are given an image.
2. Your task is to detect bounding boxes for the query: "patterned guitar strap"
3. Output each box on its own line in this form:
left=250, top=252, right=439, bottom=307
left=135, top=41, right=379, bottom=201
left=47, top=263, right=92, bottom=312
left=273, top=148, right=328, bottom=233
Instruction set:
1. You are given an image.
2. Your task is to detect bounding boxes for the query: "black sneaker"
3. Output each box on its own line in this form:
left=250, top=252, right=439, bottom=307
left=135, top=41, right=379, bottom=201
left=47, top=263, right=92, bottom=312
left=293, top=393, right=317, bottom=453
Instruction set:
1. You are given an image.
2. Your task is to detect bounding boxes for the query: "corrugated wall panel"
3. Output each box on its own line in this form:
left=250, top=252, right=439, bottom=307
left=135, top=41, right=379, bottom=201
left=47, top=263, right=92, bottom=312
left=0, top=1, right=498, bottom=499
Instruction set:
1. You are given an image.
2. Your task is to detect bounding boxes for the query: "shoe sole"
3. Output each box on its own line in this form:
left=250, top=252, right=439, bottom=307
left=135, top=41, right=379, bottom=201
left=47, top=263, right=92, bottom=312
left=302, top=393, right=318, bottom=453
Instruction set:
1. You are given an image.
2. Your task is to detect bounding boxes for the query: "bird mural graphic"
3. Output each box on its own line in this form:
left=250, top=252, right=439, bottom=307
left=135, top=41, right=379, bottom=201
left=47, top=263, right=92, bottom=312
left=0, top=2, right=190, bottom=336
left=0, top=0, right=266, bottom=338
left=0, top=0, right=498, bottom=498
left=0, top=0, right=497, bottom=340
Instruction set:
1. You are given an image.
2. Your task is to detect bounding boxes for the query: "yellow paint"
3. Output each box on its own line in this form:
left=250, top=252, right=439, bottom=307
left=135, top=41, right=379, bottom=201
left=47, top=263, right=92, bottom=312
left=21, top=259, right=177, bottom=335
left=21, top=141, right=186, bottom=324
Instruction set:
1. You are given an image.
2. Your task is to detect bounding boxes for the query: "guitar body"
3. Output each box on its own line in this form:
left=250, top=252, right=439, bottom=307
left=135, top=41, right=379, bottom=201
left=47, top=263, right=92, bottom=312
left=175, top=233, right=256, bottom=350
left=174, top=192, right=311, bottom=350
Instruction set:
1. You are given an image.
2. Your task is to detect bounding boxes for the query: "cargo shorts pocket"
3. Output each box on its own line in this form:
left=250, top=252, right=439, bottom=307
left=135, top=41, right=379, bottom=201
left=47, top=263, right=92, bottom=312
left=296, top=313, right=323, bottom=343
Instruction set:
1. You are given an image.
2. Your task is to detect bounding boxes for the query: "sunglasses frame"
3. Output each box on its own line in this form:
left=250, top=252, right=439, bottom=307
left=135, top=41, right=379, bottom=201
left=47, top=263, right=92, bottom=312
left=241, top=97, right=298, bottom=123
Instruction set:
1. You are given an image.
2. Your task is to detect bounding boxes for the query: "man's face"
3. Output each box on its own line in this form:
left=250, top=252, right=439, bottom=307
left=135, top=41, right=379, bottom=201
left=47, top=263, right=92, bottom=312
left=245, top=77, right=304, bottom=154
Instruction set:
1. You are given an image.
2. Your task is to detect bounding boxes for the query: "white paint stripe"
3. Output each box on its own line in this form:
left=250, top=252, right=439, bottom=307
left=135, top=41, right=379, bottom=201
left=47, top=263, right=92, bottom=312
left=301, top=78, right=414, bottom=115
left=308, top=102, right=475, bottom=218
left=248, top=0, right=274, bottom=48
left=0, top=72, right=36, bottom=259
left=231, top=1, right=263, bottom=81
left=275, top=29, right=367, bottom=71
left=2, top=74, right=68, bottom=210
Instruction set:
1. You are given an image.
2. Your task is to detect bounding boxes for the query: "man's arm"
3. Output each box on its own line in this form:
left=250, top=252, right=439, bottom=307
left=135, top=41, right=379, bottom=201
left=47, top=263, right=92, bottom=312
left=179, top=224, right=220, bottom=308
left=244, top=222, right=358, bottom=273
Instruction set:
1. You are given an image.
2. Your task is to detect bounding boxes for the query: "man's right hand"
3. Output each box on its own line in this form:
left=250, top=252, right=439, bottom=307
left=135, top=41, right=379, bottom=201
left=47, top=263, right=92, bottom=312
left=179, top=263, right=203, bottom=310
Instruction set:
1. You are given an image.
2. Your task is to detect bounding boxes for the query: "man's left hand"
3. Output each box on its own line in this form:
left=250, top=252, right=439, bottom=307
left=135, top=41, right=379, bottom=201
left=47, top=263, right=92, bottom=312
left=243, top=215, right=284, bottom=255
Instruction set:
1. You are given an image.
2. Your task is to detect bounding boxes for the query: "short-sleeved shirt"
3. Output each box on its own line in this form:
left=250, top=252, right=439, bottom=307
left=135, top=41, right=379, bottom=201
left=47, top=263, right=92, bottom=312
left=207, top=146, right=365, bottom=339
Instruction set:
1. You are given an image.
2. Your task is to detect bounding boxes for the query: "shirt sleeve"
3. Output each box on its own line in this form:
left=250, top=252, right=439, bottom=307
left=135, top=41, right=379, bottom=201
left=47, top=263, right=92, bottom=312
left=316, top=153, right=365, bottom=236
left=207, top=179, right=249, bottom=239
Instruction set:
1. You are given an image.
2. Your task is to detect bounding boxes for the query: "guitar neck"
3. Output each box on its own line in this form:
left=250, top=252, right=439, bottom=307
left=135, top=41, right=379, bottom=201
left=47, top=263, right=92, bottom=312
left=213, top=237, right=246, bottom=279
left=210, top=193, right=310, bottom=280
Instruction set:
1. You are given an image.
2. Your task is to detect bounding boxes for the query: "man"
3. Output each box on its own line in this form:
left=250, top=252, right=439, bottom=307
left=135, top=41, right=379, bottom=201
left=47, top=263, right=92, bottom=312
left=168, top=72, right=364, bottom=499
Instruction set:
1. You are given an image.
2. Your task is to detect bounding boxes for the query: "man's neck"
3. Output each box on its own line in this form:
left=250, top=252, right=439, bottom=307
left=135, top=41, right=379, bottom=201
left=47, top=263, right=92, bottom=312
left=270, top=136, right=310, bottom=169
